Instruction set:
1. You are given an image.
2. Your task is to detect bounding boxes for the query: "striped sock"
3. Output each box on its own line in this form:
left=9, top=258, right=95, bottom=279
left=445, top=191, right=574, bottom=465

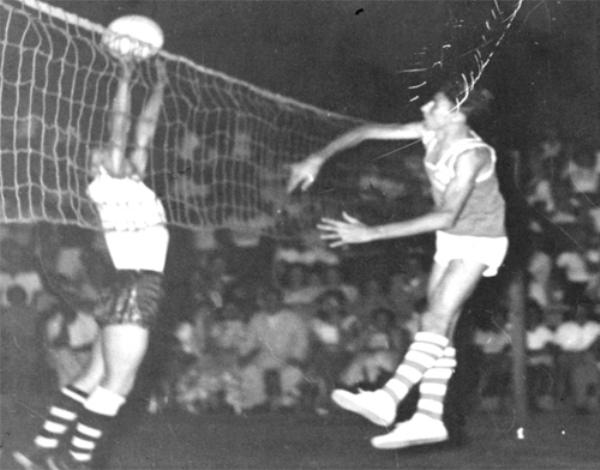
left=68, top=386, right=126, bottom=463
left=382, top=331, right=449, bottom=404
left=34, top=385, right=89, bottom=450
left=416, top=347, right=457, bottom=421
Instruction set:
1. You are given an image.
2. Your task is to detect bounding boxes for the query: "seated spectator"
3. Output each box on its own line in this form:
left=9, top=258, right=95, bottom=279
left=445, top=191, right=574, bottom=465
left=281, top=263, right=323, bottom=306
left=308, top=289, right=359, bottom=414
left=564, top=141, right=600, bottom=203
left=526, top=236, right=554, bottom=308
left=525, top=300, right=556, bottom=411
left=43, top=300, right=99, bottom=388
left=239, top=286, right=309, bottom=411
left=323, top=265, right=359, bottom=304
left=0, top=285, right=42, bottom=396
left=386, top=271, right=419, bottom=322
left=555, top=240, right=595, bottom=308
left=339, top=307, right=409, bottom=390
left=403, top=297, right=427, bottom=340
left=0, top=238, right=44, bottom=309
left=349, top=277, right=392, bottom=322
left=553, top=302, right=600, bottom=414
left=175, top=299, right=244, bottom=414
left=473, top=308, right=512, bottom=412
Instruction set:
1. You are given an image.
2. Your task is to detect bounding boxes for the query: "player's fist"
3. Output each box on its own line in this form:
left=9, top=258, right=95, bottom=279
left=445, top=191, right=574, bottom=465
left=287, top=154, right=324, bottom=193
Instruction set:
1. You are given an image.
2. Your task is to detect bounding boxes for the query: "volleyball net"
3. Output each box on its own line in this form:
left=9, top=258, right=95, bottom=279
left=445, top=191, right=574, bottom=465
left=0, top=0, right=523, bottom=242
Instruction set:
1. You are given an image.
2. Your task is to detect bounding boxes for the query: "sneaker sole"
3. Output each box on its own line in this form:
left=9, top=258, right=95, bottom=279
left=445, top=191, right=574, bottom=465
left=371, top=433, right=449, bottom=450
left=330, top=390, right=394, bottom=427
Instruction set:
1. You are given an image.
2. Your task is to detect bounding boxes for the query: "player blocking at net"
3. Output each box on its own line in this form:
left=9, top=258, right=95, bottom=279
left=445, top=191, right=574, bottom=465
left=288, top=81, right=508, bottom=450
left=13, top=58, right=169, bottom=470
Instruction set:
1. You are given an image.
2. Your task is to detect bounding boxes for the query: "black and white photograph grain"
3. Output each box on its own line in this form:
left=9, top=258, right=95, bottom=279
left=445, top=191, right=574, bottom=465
left=1, top=1, right=599, bottom=469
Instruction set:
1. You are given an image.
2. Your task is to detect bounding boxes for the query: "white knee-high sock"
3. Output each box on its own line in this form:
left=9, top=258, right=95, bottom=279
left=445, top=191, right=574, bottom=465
left=382, top=331, right=449, bottom=404
left=416, top=346, right=457, bottom=421
left=68, top=386, right=126, bottom=463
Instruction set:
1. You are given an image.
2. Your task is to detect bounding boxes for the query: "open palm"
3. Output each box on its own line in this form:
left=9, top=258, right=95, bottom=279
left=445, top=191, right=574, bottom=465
left=317, top=212, right=373, bottom=247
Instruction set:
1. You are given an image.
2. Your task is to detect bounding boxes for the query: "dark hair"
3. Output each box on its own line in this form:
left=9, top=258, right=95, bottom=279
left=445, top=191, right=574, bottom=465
left=370, top=307, right=395, bottom=324
left=317, top=288, right=346, bottom=307
left=439, top=80, right=494, bottom=127
left=6, top=285, right=27, bottom=306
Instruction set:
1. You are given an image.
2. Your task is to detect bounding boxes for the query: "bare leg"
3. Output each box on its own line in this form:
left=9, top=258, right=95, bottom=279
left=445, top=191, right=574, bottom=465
left=100, top=324, right=150, bottom=396
left=421, top=259, right=486, bottom=336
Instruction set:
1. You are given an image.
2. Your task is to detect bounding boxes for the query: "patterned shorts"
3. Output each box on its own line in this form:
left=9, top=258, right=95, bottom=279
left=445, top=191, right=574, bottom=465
left=95, top=270, right=164, bottom=328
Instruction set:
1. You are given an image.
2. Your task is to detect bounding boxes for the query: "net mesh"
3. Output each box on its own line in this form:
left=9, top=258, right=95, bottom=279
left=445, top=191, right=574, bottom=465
left=0, top=0, right=523, bottom=240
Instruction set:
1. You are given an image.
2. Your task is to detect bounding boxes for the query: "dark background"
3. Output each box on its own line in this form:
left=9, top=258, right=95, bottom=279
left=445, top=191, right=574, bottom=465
left=49, top=0, right=599, bottom=147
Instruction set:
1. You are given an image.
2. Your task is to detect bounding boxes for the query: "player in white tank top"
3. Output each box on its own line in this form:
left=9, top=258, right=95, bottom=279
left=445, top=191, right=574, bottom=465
left=288, top=82, right=507, bottom=450
left=15, top=59, right=170, bottom=470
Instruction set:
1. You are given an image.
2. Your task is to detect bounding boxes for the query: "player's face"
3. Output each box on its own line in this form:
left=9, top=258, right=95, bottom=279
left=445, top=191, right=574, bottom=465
left=421, top=92, right=456, bottom=130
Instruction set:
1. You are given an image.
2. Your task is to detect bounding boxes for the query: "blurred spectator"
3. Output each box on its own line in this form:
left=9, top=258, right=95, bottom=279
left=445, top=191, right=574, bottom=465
left=43, top=301, right=98, bottom=388
left=308, top=289, right=358, bottom=414
left=281, top=263, right=322, bottom=306
left=387, top=271, right=420, bottom=321
left=525, top=300, right=556, bottom=411
left=339, top=307, right=409, bottom=389
left=403, top=297, right=427, bottom=339
left=526, top=237, right=554, bottom=308
left=323, top=265, right=359, bottom=304
left=563, top=141, right=600, bottom=202
left=239, top=286, right=309, bottom=411
left=175, top=299, right=244, bottom=414
left=473, top=308, right=512, bottom=412
left=0, top=238, right=44, bottom=308
left=555, top=240, right=594, bottom=308
left=553, top=302, right=600, bottom=414
left=349, top=277, right=392, bottom=322
left=0, top=285, right=41, bottom=396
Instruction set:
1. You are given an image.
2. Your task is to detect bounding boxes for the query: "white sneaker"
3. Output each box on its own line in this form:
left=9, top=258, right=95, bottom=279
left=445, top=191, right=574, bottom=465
left=371, top=413, right=448, bottom=450
left=330, top=389, right=396, bottom=426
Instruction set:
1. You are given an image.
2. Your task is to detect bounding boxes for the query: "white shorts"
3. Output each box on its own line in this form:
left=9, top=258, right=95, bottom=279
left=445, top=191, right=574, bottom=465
left=434, top=231, right=508, bottom=277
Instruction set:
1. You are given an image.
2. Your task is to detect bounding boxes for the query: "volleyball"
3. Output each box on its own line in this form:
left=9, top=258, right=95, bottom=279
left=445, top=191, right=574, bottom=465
left=102, top=15, right=164, bottom=60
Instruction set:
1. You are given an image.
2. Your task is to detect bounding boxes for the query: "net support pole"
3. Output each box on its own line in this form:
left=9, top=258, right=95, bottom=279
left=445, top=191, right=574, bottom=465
left=508, top=268, right=528, bottom=435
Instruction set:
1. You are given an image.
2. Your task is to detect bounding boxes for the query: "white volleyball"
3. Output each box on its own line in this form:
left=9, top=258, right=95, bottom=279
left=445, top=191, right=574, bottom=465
left=102, top=15, right=164, bottom=60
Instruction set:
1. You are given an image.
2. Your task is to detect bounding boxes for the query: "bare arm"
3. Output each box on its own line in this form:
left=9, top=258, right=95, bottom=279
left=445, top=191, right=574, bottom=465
left=131, top=60, right=167, bottom=178
left=287, top=122, right=425, bottom=192
left=315, top=122, right=425, bottom=163
left=107, top=62, right=133, bottom=176
left=318, top=148, right=490, bottom=246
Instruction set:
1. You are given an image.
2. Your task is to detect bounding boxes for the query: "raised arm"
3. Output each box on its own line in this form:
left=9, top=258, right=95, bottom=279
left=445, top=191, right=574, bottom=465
left=287, top=122, right=424, bottom=193
left=107, top=61, right=134, bottom=176
left=130, top=60, right=167, bottom=178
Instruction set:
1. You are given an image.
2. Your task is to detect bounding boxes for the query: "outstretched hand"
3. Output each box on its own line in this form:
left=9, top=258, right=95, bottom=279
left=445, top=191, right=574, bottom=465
left=286, top=155, right=323, bottom=193
left=317, top=212, right=373, bottom=248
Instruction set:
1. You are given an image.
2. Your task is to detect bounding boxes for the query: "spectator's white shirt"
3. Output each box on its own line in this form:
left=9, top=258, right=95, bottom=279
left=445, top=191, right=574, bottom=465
left=565, top=161, right=600, bottom=193
left=87, top=171, right=169, bottom=272
left=527, top=179, right=555, bottom=212
left=55, top=247, right=85, bottom=279
left=0, top=270, right=43, bottom=307
left=68, top=312, right=99, bottom=348
left=556, top=251, right=591, bottom=283
left=553, top=321, right=600, bottom=352
left=526, top=325, right=554, bottom=351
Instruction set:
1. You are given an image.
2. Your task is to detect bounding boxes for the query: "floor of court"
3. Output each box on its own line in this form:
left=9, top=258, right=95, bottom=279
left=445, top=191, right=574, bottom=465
left=1, top=394, right=598, bottom=470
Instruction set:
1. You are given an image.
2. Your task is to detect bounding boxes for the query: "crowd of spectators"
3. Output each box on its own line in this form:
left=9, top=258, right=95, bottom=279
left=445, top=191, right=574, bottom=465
left=1, top=128, right=600, bottom=419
